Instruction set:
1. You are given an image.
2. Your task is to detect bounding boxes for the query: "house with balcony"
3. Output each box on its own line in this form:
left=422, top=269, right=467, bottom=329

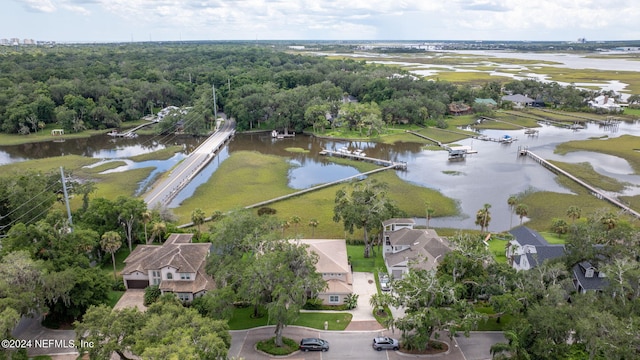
left=297, top=239, right=353, bottom=305
left=121, top=233, right=214, bottom=302
left=382, top=218, right=452, bottom=279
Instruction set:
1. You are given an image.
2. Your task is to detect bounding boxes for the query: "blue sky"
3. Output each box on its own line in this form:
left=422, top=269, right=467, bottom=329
left=2, top=0, right=639, bottom=43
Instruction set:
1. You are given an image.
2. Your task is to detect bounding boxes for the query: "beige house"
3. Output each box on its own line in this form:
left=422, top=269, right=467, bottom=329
left=382, top=218, right=452, bottom=279
left=121, top=233, right=214, bottom=302
left=297, top=239, right=353, bottom=305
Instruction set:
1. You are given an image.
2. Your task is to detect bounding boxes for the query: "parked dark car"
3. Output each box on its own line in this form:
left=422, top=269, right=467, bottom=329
left=372, top=336, right=399, bottom=351
left=300, top=338, right=329, bottom=352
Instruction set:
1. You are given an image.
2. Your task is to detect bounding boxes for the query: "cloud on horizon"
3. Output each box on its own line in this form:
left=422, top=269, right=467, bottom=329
left=7, top=0, right=640, bottom=41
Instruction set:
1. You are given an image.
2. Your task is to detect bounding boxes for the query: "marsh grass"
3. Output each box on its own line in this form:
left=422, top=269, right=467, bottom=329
left=285, top=147, right=310, bottom=153
left=412, top=127, right=476, bottom=143
left=548, top=160, right=629, bottom=192
left=516, top=181, right=621, bottom=230
left=174, top=150, right=459, bottom=238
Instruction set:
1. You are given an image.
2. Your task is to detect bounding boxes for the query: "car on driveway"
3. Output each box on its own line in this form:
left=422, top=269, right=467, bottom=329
left=300, top=338, right=329, bottom=352
left=372, top=336, right=399, bottom=351
left=379, top=273, right=391, bottom=291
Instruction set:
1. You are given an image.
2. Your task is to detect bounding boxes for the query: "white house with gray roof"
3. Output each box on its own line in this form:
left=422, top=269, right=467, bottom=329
left=506, top=226, right=565, bottom=271
left=382, top=218, right=452, bottom=279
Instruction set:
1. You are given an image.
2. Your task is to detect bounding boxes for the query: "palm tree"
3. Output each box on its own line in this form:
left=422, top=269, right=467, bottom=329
left=425, top=202, right=435, bottom=229
left=600, top=212, right=618, bottom=232
left=142, top=210, right=152, bottom=244
left=475, top=203, right=492, bottom=233
left=101, top=231, right=122, bottom=280
left=290, top=216, right=301, bottom=234
left=507, top=195, right=518, bottom=229
left=369, top=292, right=393, bottom=316
left=490, top=328, right=531, bottom=360
left=281, top=220, right=290, bottom=237
left=566, top=205, right=581, bottom=224
left=515, top=204, right=529, bottom=225
left=150, top=221, right=167, bottom=243
left=308, top=218, right=319, bottom=237
left=191, top=208, right=206, bottom=238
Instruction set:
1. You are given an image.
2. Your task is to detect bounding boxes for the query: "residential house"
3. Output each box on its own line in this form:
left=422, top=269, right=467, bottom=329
left=448, top=102, right=472, bottom=116
left=382, top=218, right=452, bottom=279
left=588, top=95, right=621, bottom=112
left=297, top=239, right=353, bottom=305
left=474, top=98, right=498, bottom=108
left=507, top=226, right=609, bottom=293
left=121, top=233, right=214, bottom=302
left=501, top=94, right=534, bottom=109
left=506, top=226, right=565, bottom=271
left=573, top=261, right=608, bottom=294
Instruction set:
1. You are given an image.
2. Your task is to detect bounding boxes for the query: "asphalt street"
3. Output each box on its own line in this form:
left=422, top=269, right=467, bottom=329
left=228, top=326, right=503, bottom=360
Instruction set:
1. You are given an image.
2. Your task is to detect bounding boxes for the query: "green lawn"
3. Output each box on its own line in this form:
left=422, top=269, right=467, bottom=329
left=107, top=291, right=125, bottom=308
left=227, top=305, right=351, bottom=330
left=475, top=305, right=516, bottom=331
left=487, top=237, right=510, bottom=264
left=347, top=244, right=387, bottom=273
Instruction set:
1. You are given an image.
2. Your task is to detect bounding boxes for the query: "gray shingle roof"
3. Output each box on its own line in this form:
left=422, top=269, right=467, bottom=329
left=509, top=226, right=549, bottom=247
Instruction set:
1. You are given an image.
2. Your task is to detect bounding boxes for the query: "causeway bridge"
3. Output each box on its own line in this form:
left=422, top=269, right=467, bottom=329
left=143, top=119, right=235, bottom=208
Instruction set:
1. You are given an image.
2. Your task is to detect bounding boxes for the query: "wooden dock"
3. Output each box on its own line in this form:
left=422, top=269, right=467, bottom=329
left=520, top=149, right=640, bottom=220
left=108, top=120, right=156, bottom=138
left=319, top=149, right=407, bottom=170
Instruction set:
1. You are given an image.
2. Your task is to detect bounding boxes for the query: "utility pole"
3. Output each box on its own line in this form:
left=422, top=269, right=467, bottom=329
left=60, top=167, right=73, bottom=230
left=212, top=83, right=218, bottom=119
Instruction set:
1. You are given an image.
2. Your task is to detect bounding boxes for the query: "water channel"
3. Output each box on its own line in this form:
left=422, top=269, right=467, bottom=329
left=1, top=120, right=639, bottom=232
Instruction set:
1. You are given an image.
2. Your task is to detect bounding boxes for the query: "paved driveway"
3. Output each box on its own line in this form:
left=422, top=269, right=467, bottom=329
left=113, top=289, right=147, bottom=312
left=454, top=331, right=506, bottom=360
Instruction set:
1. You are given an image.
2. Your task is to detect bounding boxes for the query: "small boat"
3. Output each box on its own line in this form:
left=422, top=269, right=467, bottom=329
left=500, top=135, right=514, bottom=144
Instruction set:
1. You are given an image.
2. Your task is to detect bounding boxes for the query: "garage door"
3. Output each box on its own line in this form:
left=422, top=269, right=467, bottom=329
left=392, top=270, right=404, bottom=280
left=126, top=280, right=149, bottom=289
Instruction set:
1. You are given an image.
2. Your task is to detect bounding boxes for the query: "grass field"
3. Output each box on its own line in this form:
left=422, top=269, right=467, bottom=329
left=174, top=150, right=459, bottom=238
left=548, top=160, right=629, bottom=192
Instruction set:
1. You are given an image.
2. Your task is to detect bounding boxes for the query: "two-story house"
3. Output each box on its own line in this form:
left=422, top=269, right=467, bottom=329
left=382, top=218, right=452, bottom=279
left=121, top=233, right=214, bottom=302
left=573, top=261, right=608, bottom=294
left=507, top=226, right=608, bottom=293
left=297, top=239, right=353, bottom=305
left=507, top=226, right=565, bottom=271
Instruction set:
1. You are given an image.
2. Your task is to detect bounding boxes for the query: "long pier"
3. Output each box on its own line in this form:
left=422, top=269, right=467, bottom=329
left=520, top=149, right=640, bottom=220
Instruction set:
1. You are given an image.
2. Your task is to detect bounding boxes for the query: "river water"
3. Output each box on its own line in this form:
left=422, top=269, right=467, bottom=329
left=1, top=120, right=639, bottom=231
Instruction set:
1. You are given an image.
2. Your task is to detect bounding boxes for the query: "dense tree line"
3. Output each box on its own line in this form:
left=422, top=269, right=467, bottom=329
left=0, top=44, right=610, bottom=136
